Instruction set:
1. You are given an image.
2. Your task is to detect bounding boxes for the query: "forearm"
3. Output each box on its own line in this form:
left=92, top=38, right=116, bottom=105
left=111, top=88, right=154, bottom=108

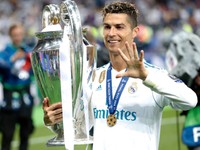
left=143, top=69, right=197, bottom=110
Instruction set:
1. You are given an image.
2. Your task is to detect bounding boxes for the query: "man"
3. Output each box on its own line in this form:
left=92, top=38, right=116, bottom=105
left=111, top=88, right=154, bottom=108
left=0, top=23, right=34, bottom=150
left=42, top=2, right=197, bottom=150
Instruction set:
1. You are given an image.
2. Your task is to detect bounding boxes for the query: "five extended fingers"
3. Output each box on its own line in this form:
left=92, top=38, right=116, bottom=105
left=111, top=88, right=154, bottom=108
left=139, top=50, right=144, bottom=62
left=119, top=42, right=143, bottom=62
left=125, top=41, right=134, bottom=59
left=116, top=42, right=145, bottom=78
left=132, top=42, right=139, bottom=59
left=118, top=48, right=129, bottom=62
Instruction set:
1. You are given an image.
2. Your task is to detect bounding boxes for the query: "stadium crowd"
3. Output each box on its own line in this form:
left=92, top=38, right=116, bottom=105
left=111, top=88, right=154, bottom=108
left=0, top=0, right=200, bottom=68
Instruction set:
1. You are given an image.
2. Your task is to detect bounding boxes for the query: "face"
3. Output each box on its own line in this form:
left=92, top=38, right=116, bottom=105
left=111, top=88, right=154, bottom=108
left=103, top=13, right=138, bottom=54
left=10, top=26, right=24, bottom=46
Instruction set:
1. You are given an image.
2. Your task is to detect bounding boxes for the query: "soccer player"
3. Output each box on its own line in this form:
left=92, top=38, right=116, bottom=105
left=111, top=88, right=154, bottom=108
left=42, top=2, right=197, bottom=150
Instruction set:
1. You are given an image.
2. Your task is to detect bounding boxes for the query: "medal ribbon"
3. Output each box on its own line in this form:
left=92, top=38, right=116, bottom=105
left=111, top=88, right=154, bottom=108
left=106, top=64, right=129, bottom=114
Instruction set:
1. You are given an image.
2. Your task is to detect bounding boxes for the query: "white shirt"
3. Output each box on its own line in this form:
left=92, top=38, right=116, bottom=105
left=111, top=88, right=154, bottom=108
left=88, top=62, right=197, bottom=150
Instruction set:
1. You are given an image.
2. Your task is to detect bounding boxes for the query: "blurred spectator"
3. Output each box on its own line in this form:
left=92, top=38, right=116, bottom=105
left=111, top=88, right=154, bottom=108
left=1, top=0, right=200, bottom=68
left=0, top=23, right=35, bottom=150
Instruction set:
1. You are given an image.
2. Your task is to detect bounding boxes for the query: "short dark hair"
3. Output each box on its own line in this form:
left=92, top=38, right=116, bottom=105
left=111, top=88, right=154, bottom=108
left=8, top=23, right=24, bottom=36
left=102, top=2, right=139, bottom=28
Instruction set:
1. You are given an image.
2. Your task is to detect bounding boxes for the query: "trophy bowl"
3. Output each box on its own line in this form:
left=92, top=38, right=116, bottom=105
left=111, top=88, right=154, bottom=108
left=31, top=0, right=95, bottom=147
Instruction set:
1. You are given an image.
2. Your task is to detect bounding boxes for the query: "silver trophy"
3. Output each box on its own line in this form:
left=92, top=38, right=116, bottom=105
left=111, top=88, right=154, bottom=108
left=31, top=0, right=95, bottom=147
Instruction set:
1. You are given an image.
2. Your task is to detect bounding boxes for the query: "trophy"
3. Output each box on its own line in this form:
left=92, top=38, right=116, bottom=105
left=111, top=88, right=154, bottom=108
left=31, top=0, right=95, bottom=148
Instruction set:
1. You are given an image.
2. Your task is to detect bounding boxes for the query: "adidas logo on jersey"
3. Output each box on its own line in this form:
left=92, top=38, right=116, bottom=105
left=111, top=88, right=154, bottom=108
left=96, top=85, right=102, bottom=91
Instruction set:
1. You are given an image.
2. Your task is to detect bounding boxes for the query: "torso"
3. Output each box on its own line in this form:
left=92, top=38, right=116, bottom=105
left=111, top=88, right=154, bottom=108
left=90, top=63, right=163, bottom=150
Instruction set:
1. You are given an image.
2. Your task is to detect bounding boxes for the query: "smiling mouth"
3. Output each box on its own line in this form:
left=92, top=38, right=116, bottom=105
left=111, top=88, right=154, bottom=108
left=108, top=40, right=120, bottom=44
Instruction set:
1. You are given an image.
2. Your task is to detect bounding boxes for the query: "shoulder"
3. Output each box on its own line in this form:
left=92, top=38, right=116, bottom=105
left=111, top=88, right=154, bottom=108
left=0, top=44, right=13, bottom=56
left=96, top=63, right=110, bottom=74
left=92, top=63, right=109, bottom=84
left=21, top=44, right=32, bottom=52
left=3, top=43, right=13, bottom=51
left=143, top=60, right=184, bottom=84
left=144, top=60, right=167, bottom=74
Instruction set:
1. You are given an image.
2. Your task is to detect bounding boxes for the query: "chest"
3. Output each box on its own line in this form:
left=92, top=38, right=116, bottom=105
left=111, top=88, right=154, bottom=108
left=91, top=77, right=157, bottom=112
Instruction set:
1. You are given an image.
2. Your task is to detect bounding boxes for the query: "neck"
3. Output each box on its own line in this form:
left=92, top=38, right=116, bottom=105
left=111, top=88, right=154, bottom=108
left=109, top=53, right=127, bottom=71
left=13, top=43, right=21, bottom=48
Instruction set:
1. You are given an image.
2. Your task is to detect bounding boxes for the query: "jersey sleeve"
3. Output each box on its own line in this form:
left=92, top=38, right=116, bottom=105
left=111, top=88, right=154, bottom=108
left=143, top=68, right=197, bottom=110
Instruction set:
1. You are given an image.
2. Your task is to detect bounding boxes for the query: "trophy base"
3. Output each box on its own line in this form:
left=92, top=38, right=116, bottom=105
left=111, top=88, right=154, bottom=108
left=46, top=136, right=93, bottom=147
left=46, top=136, right=64, bottom=146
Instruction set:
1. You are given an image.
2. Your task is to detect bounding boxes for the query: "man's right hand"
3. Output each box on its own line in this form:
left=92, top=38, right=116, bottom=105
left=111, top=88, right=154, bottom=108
left=42, top=97, right=63, bottom=126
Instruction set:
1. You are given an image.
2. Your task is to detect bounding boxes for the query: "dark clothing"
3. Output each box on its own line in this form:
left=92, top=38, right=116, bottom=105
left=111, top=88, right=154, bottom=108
left=188, top=147, right=200, bottom=150
left=1, top=87, right=33, bottom=116
left=0, top=43, right=34, bottom=150
left=97, top=48, right=109, bottom=68
left=0, top=109, right=34, bottom=150
left=0, top=87, right=34, bottom=150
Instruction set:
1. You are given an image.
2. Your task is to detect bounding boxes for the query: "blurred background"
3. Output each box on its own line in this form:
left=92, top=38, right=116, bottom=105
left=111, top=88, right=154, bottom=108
left=0, top=0, right=200, bottom=150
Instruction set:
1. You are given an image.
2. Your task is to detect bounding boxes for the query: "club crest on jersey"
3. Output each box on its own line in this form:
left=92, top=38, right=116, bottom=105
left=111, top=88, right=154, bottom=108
left=128, top=82, right=138, bottom=94
left=99, top=70, right=106, bottom=83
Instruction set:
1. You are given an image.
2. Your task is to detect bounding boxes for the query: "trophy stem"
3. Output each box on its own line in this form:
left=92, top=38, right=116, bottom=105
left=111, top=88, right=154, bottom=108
left=46, top=124, right=64, bottom=146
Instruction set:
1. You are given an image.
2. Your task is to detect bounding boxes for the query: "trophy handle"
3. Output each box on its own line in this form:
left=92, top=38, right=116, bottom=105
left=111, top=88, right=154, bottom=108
left=60, top=0, right=83, bottom=58
left=42, top=4, right=60, bottom=29
left=60, top=0, right=84, bottom=109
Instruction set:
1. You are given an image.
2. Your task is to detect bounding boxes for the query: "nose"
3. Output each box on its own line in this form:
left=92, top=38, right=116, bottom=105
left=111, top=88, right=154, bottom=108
left=108, top=27, right=116, bottom=36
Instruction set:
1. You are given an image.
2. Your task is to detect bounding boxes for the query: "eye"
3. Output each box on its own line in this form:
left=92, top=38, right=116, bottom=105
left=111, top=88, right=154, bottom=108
left=115, top=25, right=124, bottom=30
left=103, top=25, right=111, bottom=30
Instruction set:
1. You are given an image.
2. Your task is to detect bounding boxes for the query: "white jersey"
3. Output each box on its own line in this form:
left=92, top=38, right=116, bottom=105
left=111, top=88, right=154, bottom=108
left=88, top=62, right=197, bottom=150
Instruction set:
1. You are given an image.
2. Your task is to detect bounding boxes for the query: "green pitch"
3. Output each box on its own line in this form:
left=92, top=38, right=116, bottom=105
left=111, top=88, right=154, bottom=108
left=0, top=106, right=188, bottom=150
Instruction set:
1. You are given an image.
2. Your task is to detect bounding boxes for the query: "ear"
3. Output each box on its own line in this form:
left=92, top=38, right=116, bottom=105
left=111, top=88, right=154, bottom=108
left=132, top=26, right=139, bottom=38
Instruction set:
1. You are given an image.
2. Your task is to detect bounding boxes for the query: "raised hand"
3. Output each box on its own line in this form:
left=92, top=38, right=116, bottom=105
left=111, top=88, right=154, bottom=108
left=116, top=42, right=149, bottom=80
left=42, top=97, right=63, bottom=126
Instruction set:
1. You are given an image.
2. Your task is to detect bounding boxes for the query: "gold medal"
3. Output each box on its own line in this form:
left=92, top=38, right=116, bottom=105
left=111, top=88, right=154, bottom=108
left=107, top=114, right=117, bottom=127
left=99, top=70, right=106, bottom=83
